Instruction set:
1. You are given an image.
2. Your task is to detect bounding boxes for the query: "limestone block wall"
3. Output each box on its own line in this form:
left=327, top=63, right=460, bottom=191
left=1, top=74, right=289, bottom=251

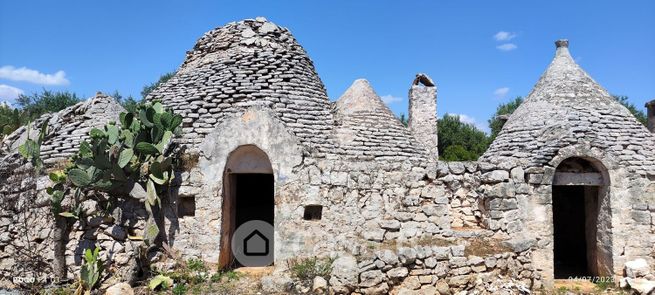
left=167, top=105, right=499, bottom=271
left=61, top=198, right=148, bottom=284
left=479, top=143, right=655, bottom=285
left=477, top=165, right=528, bottom=236
left=1, top=104, right=652, bottom=291
left=2, top=132, right=652, bottom=291
left=168, top=107, right=307, bottom=263
left=168, top=107, right=490, bottom=264
left=609, top=171, right=655, bottom=276
left=349, top=244, right=539, bottom=294
left=0, top=95, right=132, bottom=289
left=0, top=150, right=147, bottom=289
left=435, top=162, right=483, bottom=229
left=0, top=155, right=54, bottom=288
left=408, top=74, right=438, bottom=159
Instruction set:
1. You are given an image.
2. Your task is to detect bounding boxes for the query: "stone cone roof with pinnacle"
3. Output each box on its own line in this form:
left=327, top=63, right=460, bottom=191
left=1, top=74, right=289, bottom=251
left=333, top=79, right=427, bottom=161
left=147, top=17, right=335, bottom=155
left=481, top=40, right=655, bottom=176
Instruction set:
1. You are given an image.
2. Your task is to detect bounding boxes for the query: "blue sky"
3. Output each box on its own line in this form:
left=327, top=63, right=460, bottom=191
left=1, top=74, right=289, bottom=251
left=1, top=1, right=654, bottom=133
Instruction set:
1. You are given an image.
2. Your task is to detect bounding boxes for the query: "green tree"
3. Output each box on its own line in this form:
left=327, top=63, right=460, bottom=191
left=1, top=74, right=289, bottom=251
left=612, top=95, right=647, bottom=126
left=442, top=145, right=478, bottom=162
left=488, top=96, right=523, bottom=141
left=0, top=104, right=23, bottom=137
left=398, top=113, right=408, bottom=127
left=438, top=114, right=490, bottom=161
left=141, top=71, right=175, bottom=99
left=109, top=90, right=140, bottom=113
left=16, top=89, right=81, bottom=120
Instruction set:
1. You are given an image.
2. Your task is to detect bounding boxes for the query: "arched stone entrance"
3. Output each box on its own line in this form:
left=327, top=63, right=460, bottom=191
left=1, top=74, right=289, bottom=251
left=552, top=157, right=612, bottom=278
left=219, top=145, right=274, bottom=268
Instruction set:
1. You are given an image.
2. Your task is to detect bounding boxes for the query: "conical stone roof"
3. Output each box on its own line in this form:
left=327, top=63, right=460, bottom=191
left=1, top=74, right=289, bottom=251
left=147, top=17, right=335, bottom=154
left=0, top=92, right=124, bottom=165
left=481, top=40, right=655, bottom=176
left=333, top=79, right=427, bottom=161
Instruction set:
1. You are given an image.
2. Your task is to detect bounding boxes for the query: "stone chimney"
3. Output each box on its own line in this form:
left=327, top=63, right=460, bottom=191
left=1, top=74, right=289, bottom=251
left=647, top=99, right=655, bottom=133
left=408, top=73, right=438, bottom=159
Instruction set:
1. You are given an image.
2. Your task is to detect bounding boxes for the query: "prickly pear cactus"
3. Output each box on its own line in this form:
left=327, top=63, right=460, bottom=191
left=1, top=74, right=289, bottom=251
left=79, top=247, right=102, bottom=292
left=49, top=101, right=182, bottom=245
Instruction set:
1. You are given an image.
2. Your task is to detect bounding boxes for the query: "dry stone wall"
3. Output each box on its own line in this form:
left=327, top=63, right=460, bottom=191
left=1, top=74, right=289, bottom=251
left=0, top=94, right=132, bottom=288
left=477, top=146, right=655, bottom=285
left=62, top=197, right=148, bottom=285
left=0, top=20, right=654, bottom=294
left=480, top=40, right=655, bottom=285
left=0, top=156, right=54, bottom=287
left=165, top=107, right=544, bottom=295
left=0, top=161, right=148, bottom=289
left=408, top=74, right=438, bottom=160
left=346, top=244, right=538, bottom=294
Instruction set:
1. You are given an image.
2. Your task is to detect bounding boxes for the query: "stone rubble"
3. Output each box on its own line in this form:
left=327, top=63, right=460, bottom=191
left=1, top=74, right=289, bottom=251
left=621, top=259, right=655, bottom=294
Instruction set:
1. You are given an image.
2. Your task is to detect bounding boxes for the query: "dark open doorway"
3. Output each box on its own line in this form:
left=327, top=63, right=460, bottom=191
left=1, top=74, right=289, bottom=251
left=234, top=174, right=274, bottom=232
left=219, top=145, right=275, bottom=269
left=552, top=157, right=607, bottom=279
left=222, top=173, right=275, bottom=268
left=553, top=185, right=596, bottom=278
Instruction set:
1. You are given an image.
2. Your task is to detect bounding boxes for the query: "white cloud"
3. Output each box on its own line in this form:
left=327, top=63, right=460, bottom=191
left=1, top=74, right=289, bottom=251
left=0, top=84, right=23, bottom=102
left=447, top=113, right=490, bottom=134
left=0, top=65, right=70, bottom=85
left=456, top=114, right=477, bottom=125
left=381, top=94, right=403, bottom=104
left=494, top=87, right=510, bottom=99
left=494, top=31, right=517, bottom=41
left=496, top=43, right=517, bottom=51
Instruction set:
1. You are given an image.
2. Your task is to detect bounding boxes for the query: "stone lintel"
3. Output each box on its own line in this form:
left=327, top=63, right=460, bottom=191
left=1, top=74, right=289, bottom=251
left=552, top=172, right=604, bottom=186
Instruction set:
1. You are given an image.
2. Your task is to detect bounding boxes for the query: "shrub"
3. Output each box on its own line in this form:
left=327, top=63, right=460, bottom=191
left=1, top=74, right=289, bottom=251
left=172, top=283, right=188, bottom=295
left=594, top=280, right=614, bottom=291
left=76, top=247, right=103, bottom=293
left=186, top=258, right=207, bottom=272
left=287, top=257, right=333, bottom=280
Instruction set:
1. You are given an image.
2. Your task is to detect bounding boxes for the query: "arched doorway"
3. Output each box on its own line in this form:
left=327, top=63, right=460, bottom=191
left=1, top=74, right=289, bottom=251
left=552, top=157, right=611, bottom=278
left=219, top=145, right=274, bottom=268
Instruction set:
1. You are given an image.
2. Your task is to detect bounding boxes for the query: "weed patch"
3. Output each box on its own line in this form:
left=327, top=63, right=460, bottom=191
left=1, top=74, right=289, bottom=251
left=464, top=238, right=512, bottom=257
left=287, top=257, right=334, bottom=280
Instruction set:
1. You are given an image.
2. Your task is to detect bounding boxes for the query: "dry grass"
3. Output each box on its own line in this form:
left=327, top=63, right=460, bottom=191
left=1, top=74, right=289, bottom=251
left=413, top=235, right=455, bottom=247
left=370, top=236, right=455, bottom=252
left=548, top=279, right=620, bottom=295
left=45, top=159, right=71, bottom=173
left=287, top=257, right=333, bottom=280
left=464, top=237, right=512, bottom=257
left=178, top=152, right=200, bottom=171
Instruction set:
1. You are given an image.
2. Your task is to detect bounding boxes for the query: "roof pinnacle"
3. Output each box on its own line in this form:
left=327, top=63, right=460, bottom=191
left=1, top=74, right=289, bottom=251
left=555, top=39, right=569, bottom=48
